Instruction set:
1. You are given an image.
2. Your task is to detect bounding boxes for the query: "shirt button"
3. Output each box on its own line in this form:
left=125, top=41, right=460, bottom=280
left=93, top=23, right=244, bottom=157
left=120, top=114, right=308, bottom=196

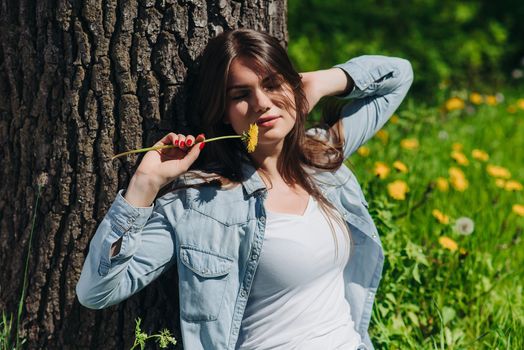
left=202, top=269, right=209, bottom=274
left=240, top=289, right=247, bottom=297
left=372, top=233, right=377, bottom=238
left=260, top=216, right=266, bottom=224
left=251, top=253, right=259, bottom=260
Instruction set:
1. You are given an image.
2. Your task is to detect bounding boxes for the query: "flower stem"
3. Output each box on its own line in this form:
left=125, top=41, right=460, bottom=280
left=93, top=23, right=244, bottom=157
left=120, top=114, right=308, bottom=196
left=111, top=135, right=242, bottom=160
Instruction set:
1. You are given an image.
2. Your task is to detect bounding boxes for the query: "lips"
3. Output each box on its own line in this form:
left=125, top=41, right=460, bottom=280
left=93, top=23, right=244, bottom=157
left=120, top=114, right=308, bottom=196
left=256, top=116, right=280, bottom=125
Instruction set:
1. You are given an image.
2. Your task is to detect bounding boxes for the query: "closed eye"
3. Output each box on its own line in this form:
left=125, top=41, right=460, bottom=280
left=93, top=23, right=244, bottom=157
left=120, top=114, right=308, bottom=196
left=231, top=91, right=249, bottom=100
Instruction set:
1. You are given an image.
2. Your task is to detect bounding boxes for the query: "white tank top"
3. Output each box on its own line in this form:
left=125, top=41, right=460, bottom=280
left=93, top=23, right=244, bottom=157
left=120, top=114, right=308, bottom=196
left=235, top=196, right=363, bottom=350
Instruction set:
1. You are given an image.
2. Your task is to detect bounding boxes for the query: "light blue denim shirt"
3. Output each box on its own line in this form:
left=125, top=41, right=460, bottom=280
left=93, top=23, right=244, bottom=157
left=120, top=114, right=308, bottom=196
left=76, top=55, right=413, bottom=350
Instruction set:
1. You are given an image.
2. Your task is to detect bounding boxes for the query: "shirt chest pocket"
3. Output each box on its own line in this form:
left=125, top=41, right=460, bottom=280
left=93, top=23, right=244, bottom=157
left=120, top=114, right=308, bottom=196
left=178, top=245, right=234, bottom=322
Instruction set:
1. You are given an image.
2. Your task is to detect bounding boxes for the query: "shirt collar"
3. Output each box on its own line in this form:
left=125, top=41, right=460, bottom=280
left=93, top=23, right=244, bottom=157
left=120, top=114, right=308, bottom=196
left=240, top=161, right=267, bottom=196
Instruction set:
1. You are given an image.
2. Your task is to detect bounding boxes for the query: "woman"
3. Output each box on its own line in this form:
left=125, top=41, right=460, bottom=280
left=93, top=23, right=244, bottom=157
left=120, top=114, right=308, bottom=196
left=76, top=29, right=413, bottom=350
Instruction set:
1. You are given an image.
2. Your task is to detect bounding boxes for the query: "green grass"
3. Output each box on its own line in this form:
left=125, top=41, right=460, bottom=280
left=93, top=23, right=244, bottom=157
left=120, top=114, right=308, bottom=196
left=346, top=91, right=524, bottom=349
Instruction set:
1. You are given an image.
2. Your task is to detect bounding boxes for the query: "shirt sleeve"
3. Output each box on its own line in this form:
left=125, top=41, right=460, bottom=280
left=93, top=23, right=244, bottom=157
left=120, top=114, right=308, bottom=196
left=334, top=55, right=413, bottom=159
left=76, top=189, right=180, bottom=309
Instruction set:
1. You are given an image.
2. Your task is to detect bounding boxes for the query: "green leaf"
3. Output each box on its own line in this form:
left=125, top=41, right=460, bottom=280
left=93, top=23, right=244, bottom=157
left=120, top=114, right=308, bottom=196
left=442, top=306, right=456, bottom=325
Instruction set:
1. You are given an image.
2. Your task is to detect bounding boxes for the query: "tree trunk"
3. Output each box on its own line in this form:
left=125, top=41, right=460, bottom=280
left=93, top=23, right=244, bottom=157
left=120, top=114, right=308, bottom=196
left=0, top=0, right=287, bottom=348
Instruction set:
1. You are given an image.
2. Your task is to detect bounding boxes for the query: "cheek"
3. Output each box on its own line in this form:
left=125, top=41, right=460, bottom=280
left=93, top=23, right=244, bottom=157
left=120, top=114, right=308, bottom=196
left=224, top=103, right=249, bottom=130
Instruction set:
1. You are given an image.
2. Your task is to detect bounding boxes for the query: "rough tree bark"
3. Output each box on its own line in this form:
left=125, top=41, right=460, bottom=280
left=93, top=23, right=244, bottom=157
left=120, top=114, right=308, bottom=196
left=0, top=0, right=287, bottom=348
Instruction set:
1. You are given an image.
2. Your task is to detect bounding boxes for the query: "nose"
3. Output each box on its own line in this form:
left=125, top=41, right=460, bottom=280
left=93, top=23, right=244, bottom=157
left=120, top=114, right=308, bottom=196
left=252, top=87, right=272, bottom=113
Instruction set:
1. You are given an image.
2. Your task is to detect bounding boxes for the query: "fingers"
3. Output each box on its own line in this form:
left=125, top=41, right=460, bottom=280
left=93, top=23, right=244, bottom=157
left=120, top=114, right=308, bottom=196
left=184, top=134, right=205, bottom=164
left=155, top=133, right=205, bottom=152
left=156, top=132, right=179, bottom=147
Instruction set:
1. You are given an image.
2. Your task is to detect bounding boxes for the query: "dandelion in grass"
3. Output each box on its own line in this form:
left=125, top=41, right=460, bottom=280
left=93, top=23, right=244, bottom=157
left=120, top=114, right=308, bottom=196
left=451, top=142, right=463, bottom=152
left=432, top=209, right=450, bottom=225
left=507, top=105, right=517, bottom=113
left=376, top=129, right=389, bottom=144
left=449, top=167, right=468, bottom=191
left=513, top=204, right=524, bottom=216
left=449, top=167, right=465, bottom=179
left=439, top=236, right=458, bottom=252
left=390, top=114, right=399, bottom=124
left=400, top=138, right=419, bottom=150
left=373, top=162, right=390, bottom=179
left=387, top=180, right=409, bottom=200
left=505, top=180, right=523, bottom=192
left=485, top=95, right=497, bottom=106
left=112, top=124, right=259, bottom=160
left=469, top=92, right=483, bottom=105
left=486, top=164, right=511, bottom=179
left=357, top=146, right=370, bottom=157
left=472, top=149, right=489, bottom=162
left=451, top=176, right=468, bottom=191
left=517, top=98, right=524, bottom=110
left=435, top=177, right=449, bottom=192
left=392, top=160, right=408, bottom=173
left=495, top=179, right=506, bottom=188
left=451, top=151, right=469, bottom=166
left=453, top=217, right=474, bottom=235
left=445, top=97, right=465, bottom=111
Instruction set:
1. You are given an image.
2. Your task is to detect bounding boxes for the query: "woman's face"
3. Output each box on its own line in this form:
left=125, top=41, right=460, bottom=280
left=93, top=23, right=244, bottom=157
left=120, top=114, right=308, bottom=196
left=224, top=57, right=297, bottom=150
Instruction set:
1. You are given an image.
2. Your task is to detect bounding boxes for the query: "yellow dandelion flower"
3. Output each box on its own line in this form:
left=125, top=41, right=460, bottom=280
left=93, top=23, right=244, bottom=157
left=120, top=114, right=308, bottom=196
left=505, top=180, right=523, bottom=192
left=435, top=177, right=449, bottom=192
left=451, top=151, right=469, bottom=166
left=451, top=176, right=469, bottom=191
left=449, top=167, right=465, bottom=179
left=449, top=167, right=468, bottom=191
left=471, top=149, right=489, bottom=162
left=387, top=180, right=409, bottom=200
left=390, top=114, right=400, bottom=124
left=517, top=98, right=524, bottom=110
left=445, top=97, right=465, bottom=111
left=400, top=138, right=419, bottom=150
left=439, top=236, right=458, bottom=252
left=393, top=160, right=408, bottom=173
left=374, top=162, right=390, bottom=179
left=495, top=179, right=506, bottom=188
left=513, top=204, right=524, bottom=216
left=507, top=105, right=517, bottom=113
left=242, top=123, right=259, bottom=153
left=485, top=95, right=497, bottom=106
left=432, top=209, right=450, bottom=224
left=376, top=129, right=389, bottom=144
left=452, top=142, right=463, bottom=152
left=469, top=92, right=483, bottom=105
left=357, top=146, right=370, bottom=157
left=486, top=165, right=511, bottom=179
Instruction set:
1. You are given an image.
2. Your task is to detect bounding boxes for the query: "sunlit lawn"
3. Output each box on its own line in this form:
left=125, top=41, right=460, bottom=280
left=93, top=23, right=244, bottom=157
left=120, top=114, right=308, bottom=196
left=347, top=92, right=524, bottom=349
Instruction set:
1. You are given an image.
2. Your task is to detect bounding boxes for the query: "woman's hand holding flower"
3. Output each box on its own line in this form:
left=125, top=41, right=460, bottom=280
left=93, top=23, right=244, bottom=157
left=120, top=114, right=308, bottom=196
left=124, top=133, right=205, bottom=207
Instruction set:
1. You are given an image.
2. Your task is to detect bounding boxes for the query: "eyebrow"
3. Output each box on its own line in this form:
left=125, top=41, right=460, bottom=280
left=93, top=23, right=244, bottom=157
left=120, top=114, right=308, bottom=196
left=227, top=73, right=279, bottom=92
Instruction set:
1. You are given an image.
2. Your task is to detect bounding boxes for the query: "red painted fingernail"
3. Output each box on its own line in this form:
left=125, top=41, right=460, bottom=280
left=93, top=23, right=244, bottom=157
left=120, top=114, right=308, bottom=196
left=180, top=141, right=185, bottom=147
left=186, top=139, right=193, bottom=146
left=174, top=140, right=179, bottom=146
left=197, top=133, right=205, bottom=139
left=199, top=142, right=205, bottom=150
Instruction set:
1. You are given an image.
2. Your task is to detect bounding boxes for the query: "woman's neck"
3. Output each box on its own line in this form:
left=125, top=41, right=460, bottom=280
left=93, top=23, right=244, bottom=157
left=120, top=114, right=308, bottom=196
left=250, top=143, right=285, bottom=186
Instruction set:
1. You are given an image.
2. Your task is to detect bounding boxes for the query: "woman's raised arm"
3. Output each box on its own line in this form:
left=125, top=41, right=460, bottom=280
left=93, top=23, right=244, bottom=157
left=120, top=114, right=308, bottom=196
left=302, top=55, right=413, bottom=159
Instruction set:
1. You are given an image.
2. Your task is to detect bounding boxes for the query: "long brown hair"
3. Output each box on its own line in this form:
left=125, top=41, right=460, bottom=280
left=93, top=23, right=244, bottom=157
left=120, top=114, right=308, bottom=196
left=186, top=29, right=351, bottom=257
